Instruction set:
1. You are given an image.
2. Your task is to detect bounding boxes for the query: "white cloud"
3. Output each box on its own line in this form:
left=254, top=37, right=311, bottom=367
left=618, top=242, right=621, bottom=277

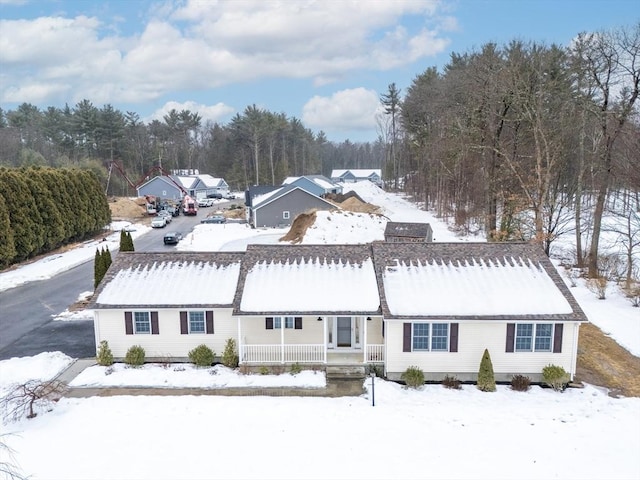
left=302, top=87, right=384, bottom=132
left=0, top=1, right=451, bottom=107
left=146, top=100, right=235, bottom=125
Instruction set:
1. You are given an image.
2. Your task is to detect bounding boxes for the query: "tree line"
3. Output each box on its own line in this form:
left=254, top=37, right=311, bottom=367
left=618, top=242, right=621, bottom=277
left=380, top=23, right=639, bottom=279
left=0, top=103, right=385, bottom=194
left=0, top=167, right=111, bottom=268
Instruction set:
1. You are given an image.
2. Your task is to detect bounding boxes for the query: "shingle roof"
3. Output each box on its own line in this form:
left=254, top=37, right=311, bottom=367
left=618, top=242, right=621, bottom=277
left=384, top=221, right=433, bottom=239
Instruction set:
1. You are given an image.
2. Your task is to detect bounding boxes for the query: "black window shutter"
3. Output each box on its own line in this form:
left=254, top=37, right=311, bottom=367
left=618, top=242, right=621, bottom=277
left=125, top=311, right=133, bottom=335
left=151, top=311, right=159, bottom=334
left=206, top=311, right=214, bottom=334
left=403, top=323, right=412, bottom=352
left=506, top=323, right=515, bottom=352
left=382, top=321, right=385, bottom=338
left=294, top=317, right=302, bottom=329
left=180, top=312, right=188, bottom=334
left=266, top=317, right=274, bottom=329
left=449, top=323, right=459, bottom=352
left=553, top=323, right=563, bottom=353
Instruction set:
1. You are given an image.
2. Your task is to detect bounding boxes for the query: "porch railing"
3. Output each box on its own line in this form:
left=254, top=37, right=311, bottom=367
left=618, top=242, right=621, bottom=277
left=242, top=344, right=324, bottom=364
left=366, top=344, right=384, bottom=363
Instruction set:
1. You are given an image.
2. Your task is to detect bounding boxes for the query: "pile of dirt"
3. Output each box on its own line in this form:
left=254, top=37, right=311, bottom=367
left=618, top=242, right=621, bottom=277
left=339, top=196, right=381, bottom=214
left=109, top=197, right=147, bottom=220
left=575, top=322, right=640, bottom=397
left=280, top=210, right=317, bottom=243
left=224, top=206, right=246, bottom=220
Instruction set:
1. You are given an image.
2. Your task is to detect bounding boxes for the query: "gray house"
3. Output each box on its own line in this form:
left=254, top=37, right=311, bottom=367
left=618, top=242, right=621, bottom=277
left=331, top=169, right=382, bottom=185
left=191, top=175, right=229, bottom=199
left=282, top=175, right=343, bottom=197
left=384, top=221, right=433, bottom=243
left=250, top=185, right=338, bottom=228
left=137, top=175, right=191, bottom=201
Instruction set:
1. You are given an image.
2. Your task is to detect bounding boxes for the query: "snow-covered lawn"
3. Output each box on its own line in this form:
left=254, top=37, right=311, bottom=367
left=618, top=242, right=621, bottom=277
left=1, top=181, right=639, bottom=480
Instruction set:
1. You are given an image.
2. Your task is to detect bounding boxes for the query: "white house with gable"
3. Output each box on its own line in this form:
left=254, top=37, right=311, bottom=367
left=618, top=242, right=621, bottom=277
left=91, top=242, right=587, bottom=382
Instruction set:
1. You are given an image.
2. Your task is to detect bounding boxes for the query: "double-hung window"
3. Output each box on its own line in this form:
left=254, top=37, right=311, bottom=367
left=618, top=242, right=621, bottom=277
left=515, top=324, right=553, bottom=352
left=134, top=312, right=151, bottom=334
left=412, top=323, right=449, bottom=351
left=189, top=311, right=205, bottom=334
left=273, top=316, right=295, bottom=329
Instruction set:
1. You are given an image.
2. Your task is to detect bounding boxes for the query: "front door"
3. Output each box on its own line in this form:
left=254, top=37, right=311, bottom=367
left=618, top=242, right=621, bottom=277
left=337, top=317, right=352, bottom=347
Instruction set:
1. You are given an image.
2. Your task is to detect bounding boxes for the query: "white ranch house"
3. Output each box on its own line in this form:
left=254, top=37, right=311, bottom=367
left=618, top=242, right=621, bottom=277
left=91, top=242, right=587, bottom=382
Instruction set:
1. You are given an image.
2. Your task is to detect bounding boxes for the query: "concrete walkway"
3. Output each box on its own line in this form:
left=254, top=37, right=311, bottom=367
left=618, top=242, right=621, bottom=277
left=54, top=358, right=366, bottom=398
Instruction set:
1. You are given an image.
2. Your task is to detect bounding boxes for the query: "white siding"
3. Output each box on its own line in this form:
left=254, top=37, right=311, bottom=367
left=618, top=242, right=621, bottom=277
left=94, top=308, right=237, bottom=359
left=240, top=316, right=324, bottom=345
left=385, top=320, right=580, bottom=381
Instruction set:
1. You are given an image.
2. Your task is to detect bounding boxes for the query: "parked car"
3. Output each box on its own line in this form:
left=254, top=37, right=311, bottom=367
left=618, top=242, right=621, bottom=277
left=151, top=217, right=167, bottom=228
left=163, top=232, right=183, bottom=245
left=201, top=215, right=227, bottom=224
left=207, top=192, right=223, bottom=199
left=158, top=211, right=172, bottom=223
left=198, top=198, right=214, bottom=207
left=225, top=193, right=237, bottom=200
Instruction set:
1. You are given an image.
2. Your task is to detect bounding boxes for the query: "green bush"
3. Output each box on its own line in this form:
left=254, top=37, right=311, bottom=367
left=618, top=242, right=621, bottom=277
left=477, top=348, right=496, bottom=392
left=96, top=340, right=114, bottom=366
left=400, top=366, right=424, bottom=388
left=259, top=366, right=270, bottom=375
left=290, top=362, right=302, bottom=375
left=442, top=374, right=461, bottom=390
left=124, top=345, right=145, bottom=367
left=511, top=374, right=531, bottom=392
left=188, top=344, right=215, bottom=367
left=542, top=364, right=569, bottom=392
left=221, top=338, right=239, bottom=368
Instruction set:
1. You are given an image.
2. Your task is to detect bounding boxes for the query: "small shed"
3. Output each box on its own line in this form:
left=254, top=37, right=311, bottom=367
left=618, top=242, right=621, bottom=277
left=384, top=222, right=433, bottom=243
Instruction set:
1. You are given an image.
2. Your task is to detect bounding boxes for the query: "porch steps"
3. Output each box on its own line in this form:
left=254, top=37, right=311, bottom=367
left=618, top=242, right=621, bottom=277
left=325, top=364, right=367, bottom=379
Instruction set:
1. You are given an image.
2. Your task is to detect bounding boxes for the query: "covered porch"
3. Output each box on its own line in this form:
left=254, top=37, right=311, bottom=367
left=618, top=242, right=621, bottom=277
left=238, top=315, right=384, bottom=365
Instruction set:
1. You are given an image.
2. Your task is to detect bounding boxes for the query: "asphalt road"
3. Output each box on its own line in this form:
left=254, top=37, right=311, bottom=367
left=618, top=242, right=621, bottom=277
left=0, top=209, right=216, bottom=360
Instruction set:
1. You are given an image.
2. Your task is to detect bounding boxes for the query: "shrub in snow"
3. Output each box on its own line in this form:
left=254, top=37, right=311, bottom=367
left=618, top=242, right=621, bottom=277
left=96, top=340, right=114, bottom=366
left=290, top=363, right=302, bottom=375
left=188, top=344, right=215, bottom=367
left=586, top=276, right=608, bottom=299
left=622, top=281, right=640, bottom=307
left=477, top=349, right=496, bottom=392
left=221, top=338, right=239, bottom=368
left=442, top=375, right=461, bottom=390
left=259, top=366, right=270, bottom=375
left=510, top=374, right=531, bottom=392
left=1, top=380, right=68, bottom=421
left=401, top=366, right=424, bottom=389
left=542, top=364, right=569, bottom=392
left=124, top=345, right=145, bottom=367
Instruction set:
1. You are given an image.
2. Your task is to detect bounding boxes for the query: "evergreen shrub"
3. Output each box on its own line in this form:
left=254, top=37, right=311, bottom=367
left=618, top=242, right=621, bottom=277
left=477, top=348, right=496, bottom=392
left=542, top=364, right=569, bottom=392
left=124, top=345, right=145, bottom=367
left=96, top=340, right=114, bottom=366
left=221, top=338, right=239, bottom=368
left=188, top=344, right=215, bottom=367
left=400, top=366, right=424, bottom=388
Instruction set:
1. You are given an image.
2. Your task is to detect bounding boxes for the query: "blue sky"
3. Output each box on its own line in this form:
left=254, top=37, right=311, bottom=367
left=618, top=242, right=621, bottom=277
left=0, top=0, right=635, bottom=142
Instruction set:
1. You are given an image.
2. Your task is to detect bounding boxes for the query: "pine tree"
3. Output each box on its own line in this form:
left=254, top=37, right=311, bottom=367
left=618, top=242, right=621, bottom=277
left=94, top=248, right=104, bottom=289
left=103, top=246, right=112, bottom=270
left=119, top=229, right=127, bottom=250
left=477, top=348, right=496, bottom=392
left=126, top=231, right=135, bottom=252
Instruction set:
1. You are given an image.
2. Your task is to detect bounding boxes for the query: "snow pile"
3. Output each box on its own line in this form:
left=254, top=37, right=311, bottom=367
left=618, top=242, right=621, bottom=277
left=0, top=352, right=73, bottom=395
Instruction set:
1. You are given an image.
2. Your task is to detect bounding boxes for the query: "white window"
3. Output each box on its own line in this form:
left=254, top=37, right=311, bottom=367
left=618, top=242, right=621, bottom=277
left=189, top=311, right=205, bottom=334
left=134, top=312, right=150, bottom=334
left=283, top=211, right=290, bottom=220
left=273, top=316, right=295, bottom=329
left=412, top=323, right=449, bottom=351
left=515, top=324, right=553, bottom=352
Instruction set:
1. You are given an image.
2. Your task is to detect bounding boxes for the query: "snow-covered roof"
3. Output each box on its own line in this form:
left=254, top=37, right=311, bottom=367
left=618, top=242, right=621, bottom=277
left=235, top=244, right=379, bottom=315
left=175, top=176, right=198, bottom=189
left=196, top=174, right=224, bottom=188
left=331, top=169, right=381, bottom=178
left=93, top=253, right=243, bottom=307
left=372, top=242, right=583, bottom=319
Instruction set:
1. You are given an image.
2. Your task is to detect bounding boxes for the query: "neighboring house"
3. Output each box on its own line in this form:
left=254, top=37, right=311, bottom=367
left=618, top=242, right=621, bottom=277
left=137, top=175, right=192, bottom=201
left=384, top=221, right=433, bottom=243
left=137, top=174, right=229, bottom=201
left=91, top=241, right=587, bottom=382
left=282, top=175, right=343, bottom=197
left=191, top=175, right=229, bottom=199
left=331, top=169, right=382, bottom=185
left=249, top=185, right=338, bottom=228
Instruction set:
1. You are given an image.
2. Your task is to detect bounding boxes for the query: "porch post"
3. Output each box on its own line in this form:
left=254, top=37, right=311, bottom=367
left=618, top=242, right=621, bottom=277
left=363, top=316, right=368, bottom=363
left=281, top=318, right=285, bottom=364
left=323, top=316, right=327, bottom=364
left=237, top=316, right=243, bottom=364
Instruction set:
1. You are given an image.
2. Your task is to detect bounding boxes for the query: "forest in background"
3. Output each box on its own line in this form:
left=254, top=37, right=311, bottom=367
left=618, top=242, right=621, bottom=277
left=0, top=24, right=638, bottom=282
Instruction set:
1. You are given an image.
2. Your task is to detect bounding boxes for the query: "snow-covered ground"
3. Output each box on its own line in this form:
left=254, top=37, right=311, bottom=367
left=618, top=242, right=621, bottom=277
left=1, top=182, right=639, bottom=480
